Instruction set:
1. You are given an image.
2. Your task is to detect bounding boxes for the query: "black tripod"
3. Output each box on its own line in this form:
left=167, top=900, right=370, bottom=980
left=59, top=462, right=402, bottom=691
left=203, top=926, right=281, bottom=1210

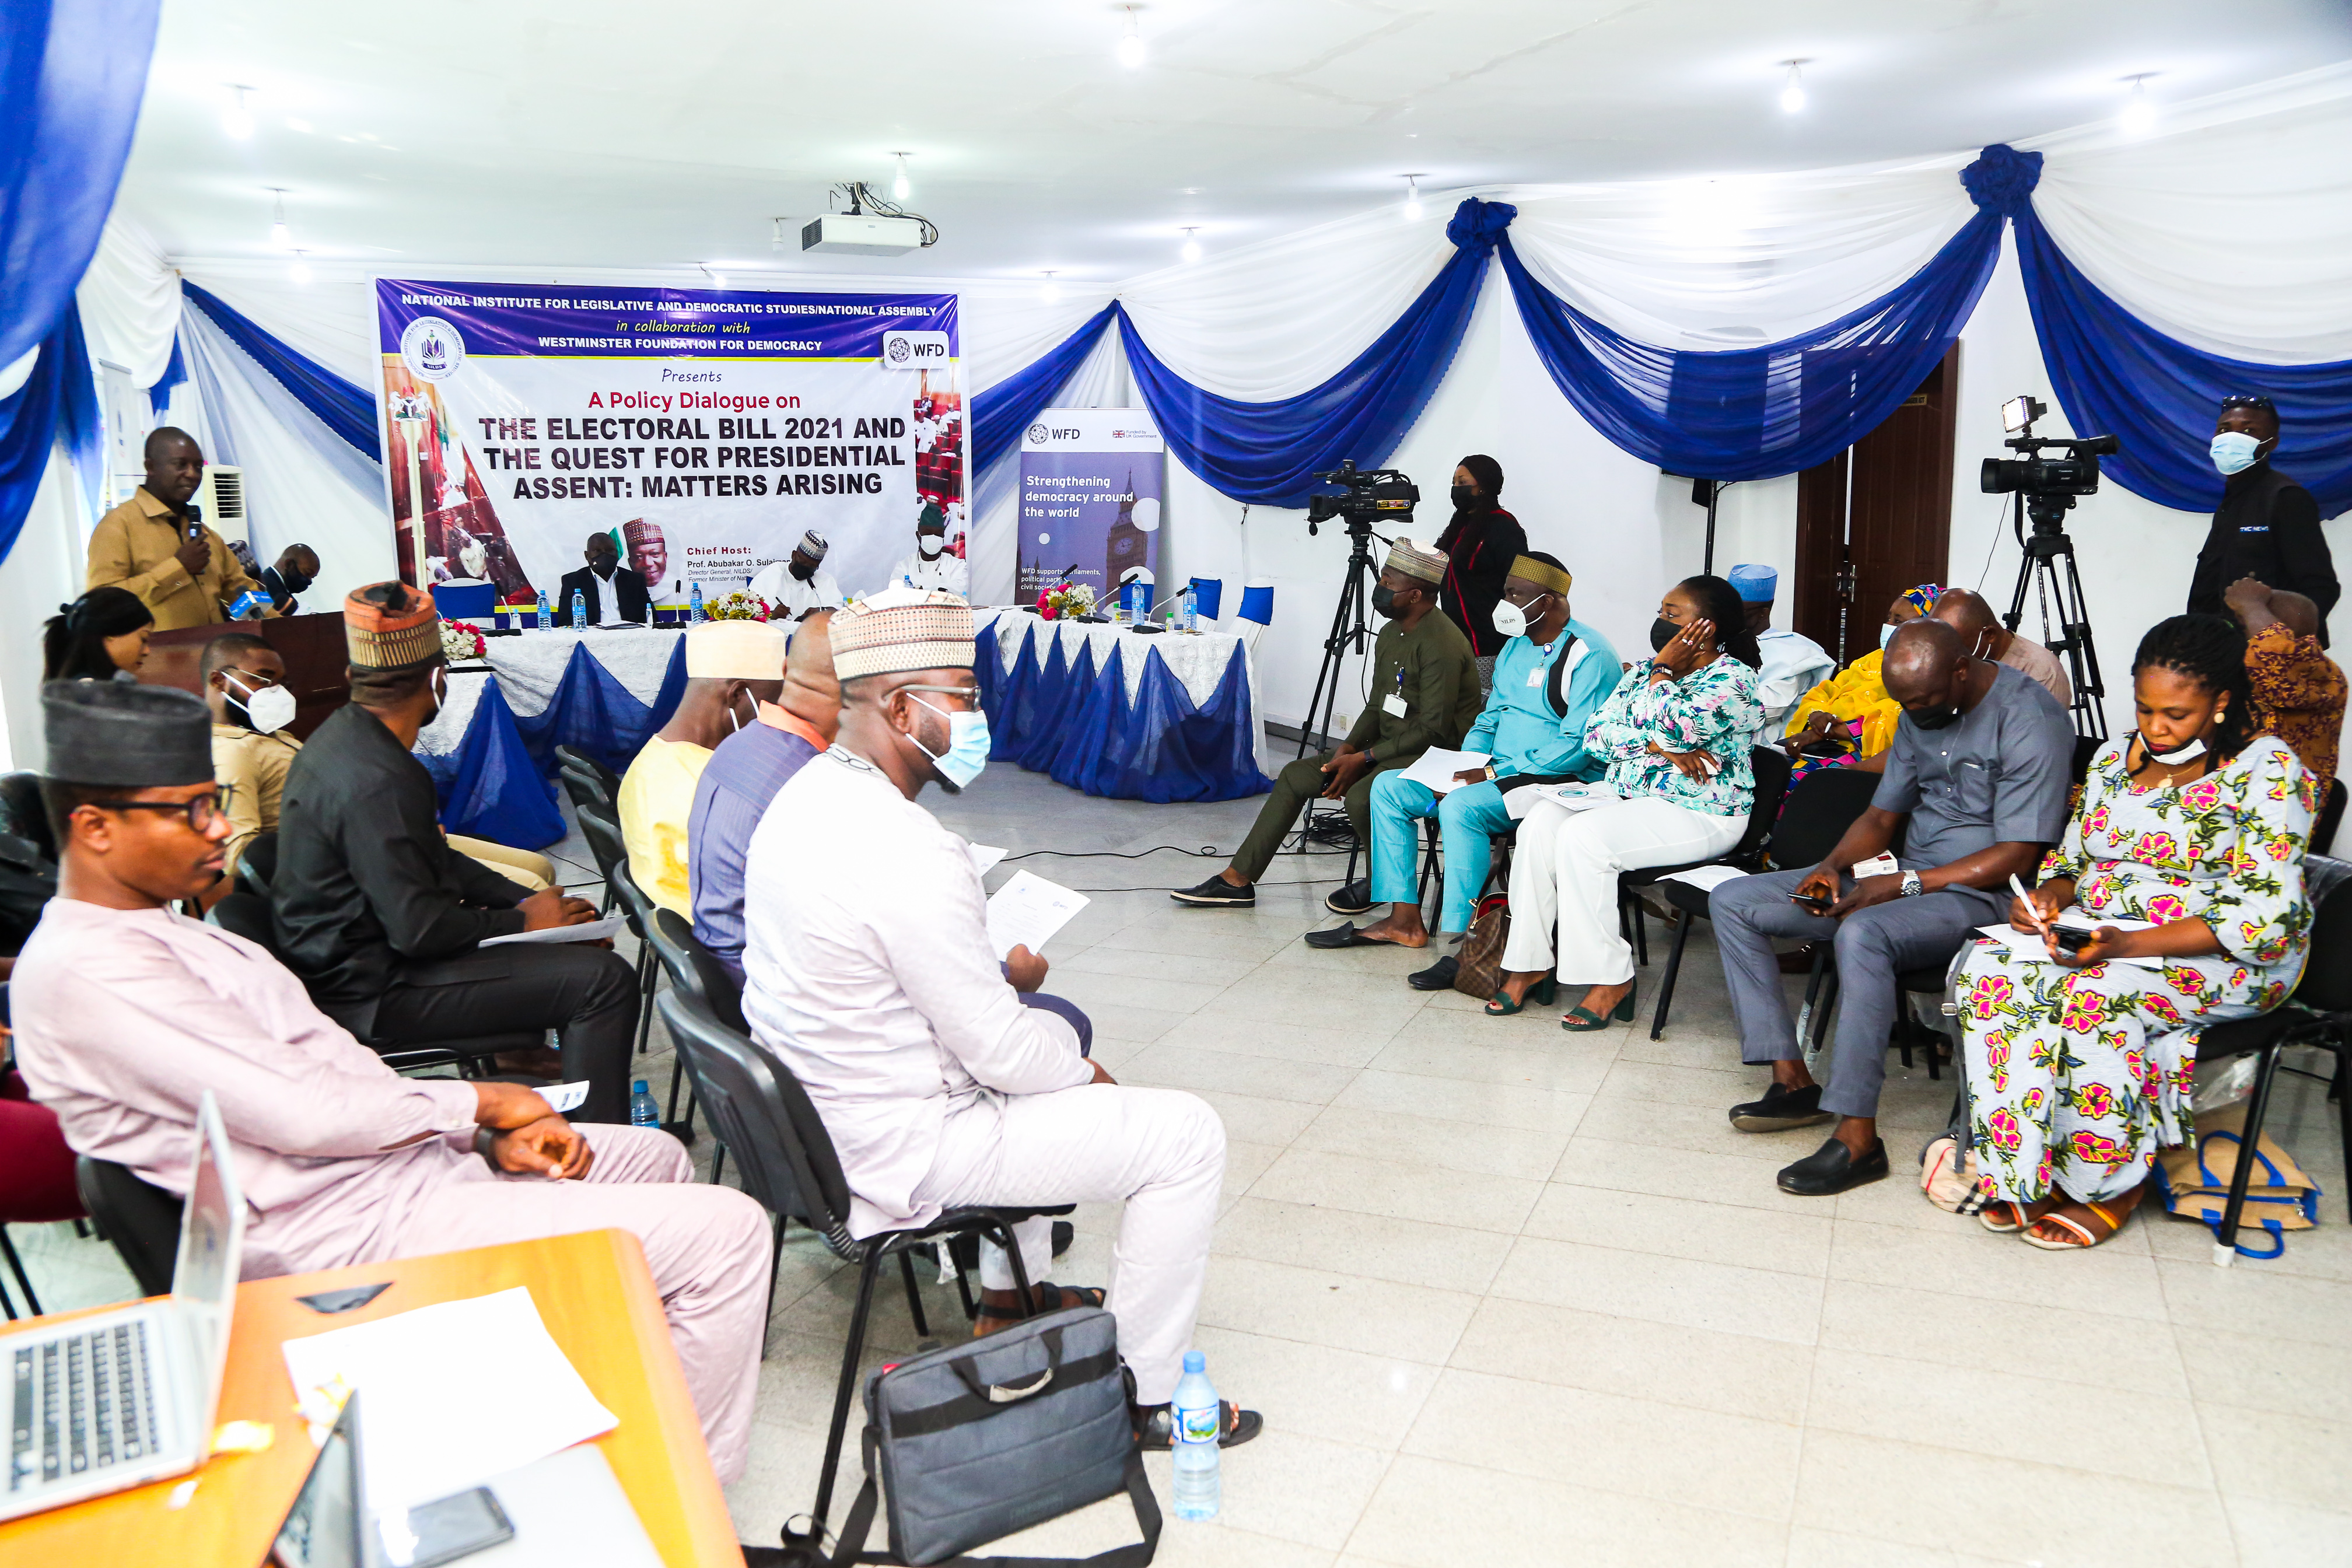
left=1293, top=519, right=1388, bottom=852
left=2002, top=491, right=2107, bottom=741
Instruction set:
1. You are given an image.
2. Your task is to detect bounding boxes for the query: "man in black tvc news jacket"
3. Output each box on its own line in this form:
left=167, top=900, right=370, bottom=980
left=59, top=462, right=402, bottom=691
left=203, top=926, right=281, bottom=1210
left=554, top=530, right=650, bottom=626
left=2187, top=394, right=2337, bottom=645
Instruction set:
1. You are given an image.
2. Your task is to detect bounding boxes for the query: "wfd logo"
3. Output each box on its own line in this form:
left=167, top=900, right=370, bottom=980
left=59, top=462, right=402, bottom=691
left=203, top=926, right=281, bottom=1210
left=880, top=330, right=950, bottom=369
left=1027, top=424, right=1080, bottom=444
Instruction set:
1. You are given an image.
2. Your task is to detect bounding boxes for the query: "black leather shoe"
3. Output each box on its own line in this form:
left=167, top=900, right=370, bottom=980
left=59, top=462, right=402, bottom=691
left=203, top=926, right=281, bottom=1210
left=1728, top=1081, right=1833, bottom=1133
left=1408, top=954, right=1460, bottom=991
left=1171, top=875, right=1254, bottom=907
left=1052, top=1220, right=1074, bottom=1258
left=1776, top=1135, right=1889, bottom=1196
left=1325, top=878, right=1374, bottom=915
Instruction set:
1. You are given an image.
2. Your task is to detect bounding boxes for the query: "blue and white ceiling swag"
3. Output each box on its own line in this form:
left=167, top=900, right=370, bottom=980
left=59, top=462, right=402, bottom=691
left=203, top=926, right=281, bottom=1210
left=975, top=139, right=2351, bottom=518
left=0, top=0, right=159, bottom=559
left=181, top=281, right=383, bottom=463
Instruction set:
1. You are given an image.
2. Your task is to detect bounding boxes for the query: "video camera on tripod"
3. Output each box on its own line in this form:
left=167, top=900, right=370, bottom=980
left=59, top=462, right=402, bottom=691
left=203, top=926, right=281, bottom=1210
left=1304, top=460, right=1419, bottom=535
left=1978, top=395, right=2121, bottom=739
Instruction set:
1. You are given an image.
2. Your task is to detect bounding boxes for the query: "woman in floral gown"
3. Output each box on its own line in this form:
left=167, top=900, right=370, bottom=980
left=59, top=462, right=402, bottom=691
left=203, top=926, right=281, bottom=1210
left=1957, top=614, right=2316, bottom=1249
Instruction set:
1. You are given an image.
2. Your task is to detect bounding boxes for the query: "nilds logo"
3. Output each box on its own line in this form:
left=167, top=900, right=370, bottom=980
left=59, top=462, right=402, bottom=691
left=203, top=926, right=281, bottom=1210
left=400, top=316, right=464, bottom=382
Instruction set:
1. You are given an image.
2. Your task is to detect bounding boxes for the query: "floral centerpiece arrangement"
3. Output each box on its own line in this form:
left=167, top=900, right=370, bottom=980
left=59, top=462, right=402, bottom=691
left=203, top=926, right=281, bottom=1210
left=440, top=620, right=488, bottom=662
left=705, top=591, right=774, bottom=622
left=1037, top=581, right=1095, bottom=621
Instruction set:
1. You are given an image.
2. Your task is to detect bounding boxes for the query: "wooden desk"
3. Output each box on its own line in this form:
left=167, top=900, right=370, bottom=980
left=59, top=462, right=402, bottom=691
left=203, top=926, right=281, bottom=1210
left=142, top=613, right=352, bottom=741
left=0, top=1230, right=743, bottom=1568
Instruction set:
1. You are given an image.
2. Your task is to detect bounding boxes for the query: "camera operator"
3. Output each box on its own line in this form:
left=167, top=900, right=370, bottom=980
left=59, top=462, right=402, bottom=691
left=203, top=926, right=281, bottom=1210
left=2188, top=394, right=2336, bottom=645
left=1433, top=455, right=1525, bottom=694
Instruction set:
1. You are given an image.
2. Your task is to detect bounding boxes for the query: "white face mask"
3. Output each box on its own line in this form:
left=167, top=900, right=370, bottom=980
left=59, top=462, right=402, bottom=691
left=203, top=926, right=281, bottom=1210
left=2210, top=431, right=2266, bottom=476
left=1491, top=593, right=1552, bottom=640
left=224, top=672, right=297, bottom=734
left=918, top=534, right=946, bottom=559
left=2146, top=733, right=2208, bottom=765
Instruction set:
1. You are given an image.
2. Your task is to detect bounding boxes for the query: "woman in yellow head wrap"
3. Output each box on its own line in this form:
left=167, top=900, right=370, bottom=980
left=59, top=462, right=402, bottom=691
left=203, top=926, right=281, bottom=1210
left=1779, top=583, right=1943, bottom=788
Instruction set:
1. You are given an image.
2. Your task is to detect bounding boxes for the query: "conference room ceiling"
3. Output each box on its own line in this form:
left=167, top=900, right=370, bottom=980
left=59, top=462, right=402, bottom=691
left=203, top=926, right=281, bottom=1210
left=121, top=0, right=2352, bottom=284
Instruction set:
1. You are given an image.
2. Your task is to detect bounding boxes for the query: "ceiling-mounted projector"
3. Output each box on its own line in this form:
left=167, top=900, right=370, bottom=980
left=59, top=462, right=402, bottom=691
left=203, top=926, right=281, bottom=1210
left=802, top=214, right=927, bottom=256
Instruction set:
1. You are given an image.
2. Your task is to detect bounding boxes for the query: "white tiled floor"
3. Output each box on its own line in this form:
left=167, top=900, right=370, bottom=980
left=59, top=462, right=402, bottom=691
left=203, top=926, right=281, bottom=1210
left=10, top=764, right=2349, bottom=1565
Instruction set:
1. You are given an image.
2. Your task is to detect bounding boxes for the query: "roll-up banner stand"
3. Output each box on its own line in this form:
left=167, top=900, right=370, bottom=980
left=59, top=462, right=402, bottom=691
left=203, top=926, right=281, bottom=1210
left=1016, top=410, right=1164, bottom=609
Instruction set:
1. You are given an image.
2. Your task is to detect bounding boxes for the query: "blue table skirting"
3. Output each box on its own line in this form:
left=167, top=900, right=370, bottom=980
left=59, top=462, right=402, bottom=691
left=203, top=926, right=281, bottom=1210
left=417, top=638, right=690, bottom=849
left=975, top=622, right=1272, bottom=802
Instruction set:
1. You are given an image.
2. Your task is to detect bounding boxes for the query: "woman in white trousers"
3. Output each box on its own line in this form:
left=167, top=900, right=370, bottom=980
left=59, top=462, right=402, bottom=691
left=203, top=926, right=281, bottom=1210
left=1492, top=575, right=1765, bottom=1028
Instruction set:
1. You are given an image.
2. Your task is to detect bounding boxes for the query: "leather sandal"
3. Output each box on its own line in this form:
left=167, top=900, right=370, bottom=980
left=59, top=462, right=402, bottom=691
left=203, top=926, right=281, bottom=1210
left=971, top=1281, right=1105, bottom=1335
left=2021, top=1200, right=2130, bottom=1251
left=1133, top=1399, right=1264, bottom=1451
left=1562, top=982, right=1636, bottom=1032
left=1483, top=977, right=1557, bottom=1016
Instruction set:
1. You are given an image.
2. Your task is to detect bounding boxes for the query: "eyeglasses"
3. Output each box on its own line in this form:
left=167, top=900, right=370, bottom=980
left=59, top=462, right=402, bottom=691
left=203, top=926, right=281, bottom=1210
left=899, top=682, right=982, bottom=709
left=2220, top=395, right=2277, bottom=413
left=85, top=786, right=235, bottom=832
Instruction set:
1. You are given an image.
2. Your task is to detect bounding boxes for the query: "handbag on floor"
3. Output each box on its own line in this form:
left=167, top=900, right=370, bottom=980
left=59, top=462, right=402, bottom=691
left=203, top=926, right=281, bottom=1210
left=2152, top=1105, right=2323, bottom=1260
left=828, top=1305, right=1160, bottom=1567
left=1452, top=890, right=1512, bottom=999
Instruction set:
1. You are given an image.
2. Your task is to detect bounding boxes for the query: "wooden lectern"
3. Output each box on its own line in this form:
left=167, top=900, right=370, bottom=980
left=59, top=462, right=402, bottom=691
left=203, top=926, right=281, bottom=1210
left=141, top=612, right=352, bottom=738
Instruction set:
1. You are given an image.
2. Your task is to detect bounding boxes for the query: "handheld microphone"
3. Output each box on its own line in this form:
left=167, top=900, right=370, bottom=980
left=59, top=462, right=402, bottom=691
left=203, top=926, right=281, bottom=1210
left=184, top=502, right=204, bottom=542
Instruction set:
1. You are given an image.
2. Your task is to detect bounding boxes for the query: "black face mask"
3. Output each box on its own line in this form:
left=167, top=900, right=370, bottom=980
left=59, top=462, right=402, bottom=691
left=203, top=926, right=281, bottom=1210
left=1371, top=584, right=1401, bottom=618
left=1909, top=699, right=1963, bottom=730
left=789, top=558, right=815, bottom=581
left=1451, top=483, right=1483, bottom=512
left=279, top=569, right=313, bottom=594
left=1648, top=617, right=1679, bottom=653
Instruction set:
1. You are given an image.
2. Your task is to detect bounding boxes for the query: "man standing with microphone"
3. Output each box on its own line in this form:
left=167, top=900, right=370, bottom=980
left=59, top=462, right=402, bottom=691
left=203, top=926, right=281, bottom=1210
left=86, top=428, right=275, bottom=628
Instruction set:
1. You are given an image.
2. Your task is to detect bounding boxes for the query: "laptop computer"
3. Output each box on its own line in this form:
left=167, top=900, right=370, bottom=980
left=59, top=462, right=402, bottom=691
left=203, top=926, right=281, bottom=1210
left=2, top=1090, right=245, bottom=1521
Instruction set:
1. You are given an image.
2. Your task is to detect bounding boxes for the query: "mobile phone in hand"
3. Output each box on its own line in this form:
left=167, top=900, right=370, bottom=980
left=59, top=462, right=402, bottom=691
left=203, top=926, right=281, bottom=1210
left=1788, top=891, right=1832, bottom=912
left=2052, top=925, right=2092, bottom=955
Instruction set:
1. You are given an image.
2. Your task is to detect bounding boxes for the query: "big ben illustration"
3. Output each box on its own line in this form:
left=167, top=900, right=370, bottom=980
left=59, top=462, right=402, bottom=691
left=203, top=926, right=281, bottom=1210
left=1105, top=468, right=1150, bottom=597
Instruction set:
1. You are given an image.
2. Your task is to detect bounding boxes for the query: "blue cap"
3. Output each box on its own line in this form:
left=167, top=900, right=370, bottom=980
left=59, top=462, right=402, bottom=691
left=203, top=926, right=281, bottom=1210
left=1728, top=564, right=1777, bottom=603
left=1182, top=1351, right=1205, bottom=1373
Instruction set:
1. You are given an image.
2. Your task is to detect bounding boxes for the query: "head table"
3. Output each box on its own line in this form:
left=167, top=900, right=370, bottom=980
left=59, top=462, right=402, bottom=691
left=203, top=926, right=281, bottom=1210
left=410, top=612, right=1270, bottom=847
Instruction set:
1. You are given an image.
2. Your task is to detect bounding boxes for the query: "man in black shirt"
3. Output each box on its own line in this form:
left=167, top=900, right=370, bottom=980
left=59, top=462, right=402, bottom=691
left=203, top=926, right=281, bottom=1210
left=555, top=530, right=651, bottom=625
left=259, top=544, right=320, bottom=614
left=274, top=582, right=636, bottom=1122
left=2188, top=394, right=2336, bottom=643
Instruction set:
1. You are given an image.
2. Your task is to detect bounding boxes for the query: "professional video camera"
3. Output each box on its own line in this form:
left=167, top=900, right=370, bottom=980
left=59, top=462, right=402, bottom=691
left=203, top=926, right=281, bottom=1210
left=1978, top=394, right=2121, bottom=741
left=1304, top=460, right=1419, bottom=535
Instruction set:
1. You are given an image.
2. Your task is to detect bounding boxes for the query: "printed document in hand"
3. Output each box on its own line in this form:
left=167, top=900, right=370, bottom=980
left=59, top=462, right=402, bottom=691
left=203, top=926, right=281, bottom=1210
left=281, top=1286, right=617, bottom=1510
left=542, top=1081, right=590, bottom=1114
left=481, top=916, right=625, bottom=947
left=966, top=842, right=1008, bottom=878
left=1396, top=748, right=1492, bottom=795
left=1975, top=914, right=2164, bottom=968
left=986, top=870, right=1089, bottom=958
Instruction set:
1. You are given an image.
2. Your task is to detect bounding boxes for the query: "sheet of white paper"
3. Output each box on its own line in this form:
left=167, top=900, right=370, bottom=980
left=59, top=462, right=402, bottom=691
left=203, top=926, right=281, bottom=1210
left=541, top=1082, right=590, bottom=1114
left=986, top=870, right=1089, bottom=959
left=1528, top=781, right=1622, bottom=812
left=481, top=916, right=625, bottom=947
left=281, top=1287, right=617, bottom=1510
left=966, top=842, right=1007, bottom=878
left=1503, top=786, right=1544, bottom=820
left=1660, top=863, right=1751, bottom=892
left=1395, top=748, right=1492, bottom=795
left=1973, top=918, right=2166, bottom=968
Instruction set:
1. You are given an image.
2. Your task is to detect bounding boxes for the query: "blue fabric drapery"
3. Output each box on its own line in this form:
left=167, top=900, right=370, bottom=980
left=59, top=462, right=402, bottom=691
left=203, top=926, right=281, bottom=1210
left=1116, top=198, right=1515, bottom=506
left=2011, top=205, right=2352, bottom=517
left=1499, top=204, right=2004, bottom=482
left=181, top=282, right=383, bottom=462
left=974, top=619, right=1271, bottom=801
left=0, top=0, right=159, bottom=372
left=505, top=636, right=689, bottom=776
left=970, top=304, right=1118, bottom=475
left=0, top=303, right=100, bottom=565
left=421, top=678, right=567, bottom=849
left=148, top=331, right=186, bottom=417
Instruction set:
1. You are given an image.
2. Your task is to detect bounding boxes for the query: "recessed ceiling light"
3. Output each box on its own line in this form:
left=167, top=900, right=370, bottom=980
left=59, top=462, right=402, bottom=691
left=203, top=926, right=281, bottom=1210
left=1116, top=6, right=1144, bottom=69
left=1779, top=58, right=1809, bottom=114
left=223, top=85, right=255, bottom=139
left=2119, top=74, right=2158, bottom=135
left=1180, top=227, right=1200, bottom=264
left=267, top=189, right=292, bottom=250
left=1401, top=173, right=1423, bottom=222
left=891, top=152, right=913, bottom=201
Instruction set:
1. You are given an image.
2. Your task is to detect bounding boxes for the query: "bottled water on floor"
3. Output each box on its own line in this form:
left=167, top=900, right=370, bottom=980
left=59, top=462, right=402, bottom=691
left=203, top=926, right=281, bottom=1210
left=1170, top=1350, right=1220, bottom=1521
left=628, top=1079, right=659, bottom=1128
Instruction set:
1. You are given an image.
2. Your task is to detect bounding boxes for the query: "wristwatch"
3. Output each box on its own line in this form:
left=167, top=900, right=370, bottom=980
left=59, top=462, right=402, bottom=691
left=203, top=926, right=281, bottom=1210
left=473, top=1125, right=503, bottom=1172
left=1898, top=870, right=1925, bottom=898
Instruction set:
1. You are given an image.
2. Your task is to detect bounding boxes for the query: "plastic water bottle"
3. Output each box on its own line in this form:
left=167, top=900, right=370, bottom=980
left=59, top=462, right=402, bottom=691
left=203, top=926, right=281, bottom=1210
left=572, top=587, right=587, bottom=628
left=535, top=589, right=551, bottom=629
left=1169, top=1350, right=1220, bottom=1521
left=629, top=1080, right=659, bottom=1128
left=1182, top=582, right=1198, bottom=632
left=689, top=581, right=705, bottom=624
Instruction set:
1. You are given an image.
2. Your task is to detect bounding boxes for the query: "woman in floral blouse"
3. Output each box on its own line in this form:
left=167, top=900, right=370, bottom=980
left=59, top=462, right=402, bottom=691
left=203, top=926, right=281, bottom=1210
left=1491, top=575, right=1763, bottom=1028
left=1958, top=614, right=2316, bottom=1249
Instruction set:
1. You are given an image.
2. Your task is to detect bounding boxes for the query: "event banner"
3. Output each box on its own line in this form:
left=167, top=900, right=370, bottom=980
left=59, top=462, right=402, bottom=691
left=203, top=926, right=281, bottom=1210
left=1016, top=410, right=1164, bottom=607
left=373, top=279, right=966, bottom=611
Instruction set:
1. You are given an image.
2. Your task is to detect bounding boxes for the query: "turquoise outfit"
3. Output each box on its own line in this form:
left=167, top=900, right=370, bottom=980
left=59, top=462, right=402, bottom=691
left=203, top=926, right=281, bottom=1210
left=1369, top=618, right=1622, bottom=932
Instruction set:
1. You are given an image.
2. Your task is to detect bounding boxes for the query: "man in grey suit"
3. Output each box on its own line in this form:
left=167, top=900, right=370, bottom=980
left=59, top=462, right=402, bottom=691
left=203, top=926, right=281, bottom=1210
left=1710, top=620, right=2074, bottom=1196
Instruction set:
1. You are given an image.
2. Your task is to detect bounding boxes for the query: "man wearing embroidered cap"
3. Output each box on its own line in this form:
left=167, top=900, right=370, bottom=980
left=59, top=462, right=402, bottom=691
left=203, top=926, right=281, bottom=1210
left=1728, top=564, right=1834, bottom=748
left=748, top=528, right=844, bottom=621
left=271, top=583, right=639, bottom=1123
left=619, top=620, right=788, bottom=917
left=11, top=678, right=772, bottom=1488
left=1310, top=551, right=1621, bottom=985
left=744, top=589, right=1259, bottom=1448
left=1174, top=537, right=1480, bottom=913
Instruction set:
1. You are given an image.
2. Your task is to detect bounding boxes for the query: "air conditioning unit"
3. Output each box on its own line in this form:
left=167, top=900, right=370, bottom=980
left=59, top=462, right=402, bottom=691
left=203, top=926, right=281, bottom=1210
left=197, top=465, right=249, bottom=546
left=801, top=214, right=926, bottom=256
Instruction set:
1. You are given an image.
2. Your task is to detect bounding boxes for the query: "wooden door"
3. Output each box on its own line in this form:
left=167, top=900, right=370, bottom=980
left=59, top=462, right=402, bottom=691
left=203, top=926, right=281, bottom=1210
left=1791, top=346, right=1961, bottom=664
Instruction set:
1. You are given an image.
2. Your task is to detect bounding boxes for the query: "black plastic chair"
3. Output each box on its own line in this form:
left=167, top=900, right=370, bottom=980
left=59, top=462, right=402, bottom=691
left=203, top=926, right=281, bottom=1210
left=644, top=907, right=747, bottom=1142
left=554, top=746, right=619, bottom=814
left=208, top=894, right=533, bottom=1076
left=0, top=772, right=55, bottom=864
left=74, top=1158, right=182, bottom=1297
left=237, top=830, right=278, bottom=895
left=2314, top=776, right=2346, bottom=858
left=2191, top=853, right=2352, bottom=1255
left=654, top=991, right=1071, bottom=1550
left=575, top=803, right=660, bottom=1051
left=1647, top=762, right=1877, bottom=1039
left=1619, top=746, right=1792, bottom=970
